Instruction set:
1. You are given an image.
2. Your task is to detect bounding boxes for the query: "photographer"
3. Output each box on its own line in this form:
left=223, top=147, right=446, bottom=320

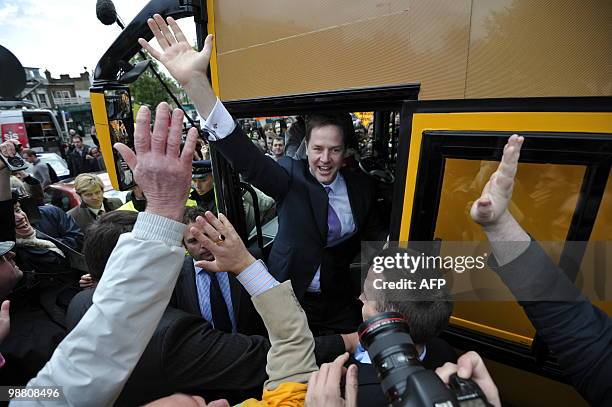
left=355, top=247, right=457, bottom=406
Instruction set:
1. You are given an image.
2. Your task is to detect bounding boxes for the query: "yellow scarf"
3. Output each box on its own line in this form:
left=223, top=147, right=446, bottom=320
left=239, top=382, right=307, bottom=407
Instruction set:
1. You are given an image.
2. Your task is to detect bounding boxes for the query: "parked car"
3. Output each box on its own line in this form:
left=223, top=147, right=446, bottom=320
left=45, top=171, right=128, bottom=212
left=26, top=152, right=71, bottom=180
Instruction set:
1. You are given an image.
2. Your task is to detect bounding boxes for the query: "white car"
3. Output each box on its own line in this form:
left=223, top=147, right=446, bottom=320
left=27, top=152, right=70, bottom=179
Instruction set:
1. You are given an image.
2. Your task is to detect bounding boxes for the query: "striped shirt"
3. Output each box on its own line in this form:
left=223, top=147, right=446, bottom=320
left=194, top=260, right=237, bottom=332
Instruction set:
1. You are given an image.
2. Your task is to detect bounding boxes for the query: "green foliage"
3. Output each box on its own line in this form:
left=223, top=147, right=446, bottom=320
left=128, top=53, right=184, bottom=115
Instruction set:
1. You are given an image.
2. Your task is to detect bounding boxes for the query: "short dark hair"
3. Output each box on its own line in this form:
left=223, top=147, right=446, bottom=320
left=183, top=206, right=206, bottom=225
left=369, top=247, right=453, bottom=345
left=273, top=136, right=285, bottom=144
left=22, top=149, right=37, bottom=158
left=305, top=113, right=354, bottom=147
left=83, top=211, right=138, bottom=281
left=72, top=135, right=83, bottom=141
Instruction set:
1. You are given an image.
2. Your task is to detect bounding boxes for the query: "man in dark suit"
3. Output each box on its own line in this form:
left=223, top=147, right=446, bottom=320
left=139, top=19, right=386, bottom=334
left=355, top=246, right=457, bottom=406
left=67, top=210, right=353, bottom=405
left=173, top=206, right=265, bottom=335
left=66, top=134, right=95, bottom=177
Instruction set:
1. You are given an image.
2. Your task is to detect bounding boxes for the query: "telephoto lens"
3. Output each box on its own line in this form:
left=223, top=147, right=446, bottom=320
left=358, top=312, right=492, bottom=407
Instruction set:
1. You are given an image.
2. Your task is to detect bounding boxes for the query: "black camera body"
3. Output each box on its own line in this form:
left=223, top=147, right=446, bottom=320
left=358, top=312, right=492, bottom=407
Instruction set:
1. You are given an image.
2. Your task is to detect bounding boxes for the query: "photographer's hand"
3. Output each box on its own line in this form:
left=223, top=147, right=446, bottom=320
left=191, top=211, right=256, bottom=275
left=306, top=352, right=358, bottom=407
left=436, top=351, right=501, bottom=407
left=114, top=103, right=196, bottom=222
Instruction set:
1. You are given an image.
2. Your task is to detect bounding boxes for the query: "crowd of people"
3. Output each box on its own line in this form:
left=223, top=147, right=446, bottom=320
left=0, top=14, right=609, bottom=407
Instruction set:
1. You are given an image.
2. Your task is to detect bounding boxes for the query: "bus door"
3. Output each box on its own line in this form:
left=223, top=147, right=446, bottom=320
left=392, top=97, right=612, bottom=406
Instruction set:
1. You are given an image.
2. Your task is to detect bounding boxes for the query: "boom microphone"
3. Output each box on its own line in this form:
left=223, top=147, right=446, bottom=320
left=96, top=0, right=118, bottom=26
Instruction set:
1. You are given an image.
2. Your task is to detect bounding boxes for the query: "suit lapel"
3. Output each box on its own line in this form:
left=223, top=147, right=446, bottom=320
left=183, top=257, right=201, bottom=315
left=303, top=160, right=327, bottom=242
left=228, top=274, right=242, bottom=324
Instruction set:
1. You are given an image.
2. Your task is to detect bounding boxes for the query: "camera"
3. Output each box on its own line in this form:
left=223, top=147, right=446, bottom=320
left=358, top=312, right=493, bottom=407
left=0, top=153, right=28, bottom=171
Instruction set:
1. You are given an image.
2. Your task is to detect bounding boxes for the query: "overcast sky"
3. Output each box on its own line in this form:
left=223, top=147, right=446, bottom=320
left=0, top=0, right=196, bottom=78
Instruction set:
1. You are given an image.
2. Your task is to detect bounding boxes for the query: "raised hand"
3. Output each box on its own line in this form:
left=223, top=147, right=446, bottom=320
left=114, top=103, right=197, bottom=222
left=191, top=211, right=256, bottom=275
left=139, top=15, right=212, bottom=88
left=470, top=134, right=524, bottom=227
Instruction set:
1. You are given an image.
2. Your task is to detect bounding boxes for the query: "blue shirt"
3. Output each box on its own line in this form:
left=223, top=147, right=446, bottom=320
left=194, top=260, right=237, bottom=332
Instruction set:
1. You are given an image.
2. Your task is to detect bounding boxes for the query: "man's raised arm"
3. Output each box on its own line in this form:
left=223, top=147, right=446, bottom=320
left=138, top=15, right=291, bottom=201
left=470, top=134, right=612, bottom=406
left=20, top=104, right=197, bottom=406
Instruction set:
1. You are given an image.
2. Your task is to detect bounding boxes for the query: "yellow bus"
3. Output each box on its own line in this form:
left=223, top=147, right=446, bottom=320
left=91, top=1, right=611, bottom=405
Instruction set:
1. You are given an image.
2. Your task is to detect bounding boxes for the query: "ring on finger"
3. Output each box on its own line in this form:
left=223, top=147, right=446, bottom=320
left=214, top=234, right=225, bottom=245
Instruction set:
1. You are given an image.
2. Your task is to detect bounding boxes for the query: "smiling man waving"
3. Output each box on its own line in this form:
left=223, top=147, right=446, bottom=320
left=139, top=15, right=385, bottom=335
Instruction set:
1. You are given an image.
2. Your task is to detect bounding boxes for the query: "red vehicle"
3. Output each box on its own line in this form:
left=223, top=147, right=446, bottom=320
left=45, top=171, right=128, bottom=212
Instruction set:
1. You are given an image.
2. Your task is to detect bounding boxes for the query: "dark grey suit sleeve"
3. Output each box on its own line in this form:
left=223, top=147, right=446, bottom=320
left=161, top=315, right=346, bottom=390
left=162, top=315, right=271, bottom=392
left=491, top=241, right=612, bottom=406
left=214, top=125, right=291, bottom=202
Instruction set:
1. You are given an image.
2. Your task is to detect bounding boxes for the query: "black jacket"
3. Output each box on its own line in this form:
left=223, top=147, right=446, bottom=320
left=35, top=205, right=84, bottom=251
left=66, top=145, right=94, bottom=176
left=67, top=289, right=345, bottom=406
left=492, top=241, right=612, bottom=406
left=214, top=125, right=385, bottom=301
left=170, top=256, right=266, bottom=336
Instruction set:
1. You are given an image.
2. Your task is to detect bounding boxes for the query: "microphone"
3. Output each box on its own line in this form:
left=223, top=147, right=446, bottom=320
left=96, top=0, right=118, bottom=26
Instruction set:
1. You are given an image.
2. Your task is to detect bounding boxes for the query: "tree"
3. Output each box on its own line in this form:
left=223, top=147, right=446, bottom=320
left=128, top=53, right=183, bottom=115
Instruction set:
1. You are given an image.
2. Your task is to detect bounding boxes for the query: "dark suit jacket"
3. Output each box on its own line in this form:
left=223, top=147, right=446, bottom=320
left=215, top=125, right=385, bottom=300
left=67, top=288, right=345, bottom=406
left=492, top=241, right=612, bottom=406
left=355, top=337, right=457, bottom=407
left=170, top=256, right=266, bottom=336
left=66, top=145, right=94, bottom=176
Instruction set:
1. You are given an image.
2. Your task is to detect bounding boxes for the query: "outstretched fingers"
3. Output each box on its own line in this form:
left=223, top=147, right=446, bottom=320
left=153, top=14, right=177, bottom=46
left=146, top=17, right=170, bottom=50
left=151, top=103, right=171, bottom=154
left=166, top=109, right=184, bottom=158
left=138, top=37, right=161, bottom=61
left=167, top=16, right=187, bottom=43
left=180, top=127, right=198, bottom=166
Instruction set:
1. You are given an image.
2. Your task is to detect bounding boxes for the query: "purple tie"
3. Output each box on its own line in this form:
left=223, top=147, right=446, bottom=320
left=325, top=186, right=342, bottom=243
